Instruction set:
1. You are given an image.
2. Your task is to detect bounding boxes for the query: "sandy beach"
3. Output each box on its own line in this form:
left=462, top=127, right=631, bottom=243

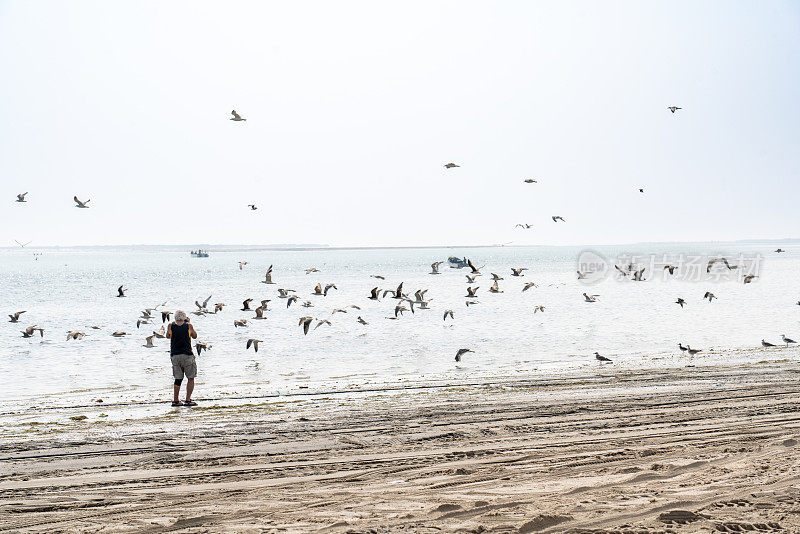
left=2, top=359, right=799, bottom=533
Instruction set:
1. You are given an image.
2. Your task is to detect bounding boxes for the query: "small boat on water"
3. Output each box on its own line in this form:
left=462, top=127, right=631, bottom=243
left=448, top=256, right=469, bottom=269
left=190, top=249, right=209, bottom=258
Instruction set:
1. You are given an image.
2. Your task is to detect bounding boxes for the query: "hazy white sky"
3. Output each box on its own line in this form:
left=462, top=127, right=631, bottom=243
left=1, top=1, right=798, bottom=247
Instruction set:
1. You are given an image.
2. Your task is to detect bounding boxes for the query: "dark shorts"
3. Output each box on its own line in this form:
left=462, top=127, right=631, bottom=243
left=170, top=353, right=197, bottom=380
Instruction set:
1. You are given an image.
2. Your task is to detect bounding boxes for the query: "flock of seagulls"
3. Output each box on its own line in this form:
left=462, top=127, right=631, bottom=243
left=9, top=105, right=797, bottom=367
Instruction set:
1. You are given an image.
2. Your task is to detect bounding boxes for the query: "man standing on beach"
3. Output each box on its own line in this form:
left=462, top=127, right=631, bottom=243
left=166, top=310, right=198, bottom=406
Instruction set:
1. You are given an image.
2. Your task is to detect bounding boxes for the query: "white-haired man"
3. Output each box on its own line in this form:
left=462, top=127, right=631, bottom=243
left=166, top=310, right=198, bottom=406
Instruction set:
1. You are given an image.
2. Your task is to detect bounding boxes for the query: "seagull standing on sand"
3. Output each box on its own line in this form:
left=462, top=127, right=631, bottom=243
left=687, top=346, right=702, bottom=356
left=594, top=352, right=612, bottom=363
left=781, top=334, right=796, bottom=347
left=762, top=339, right=776, bottom=348
left=74, top=196, right=90, bottom=208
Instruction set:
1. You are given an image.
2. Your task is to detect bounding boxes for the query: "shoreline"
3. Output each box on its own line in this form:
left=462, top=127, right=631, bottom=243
left=2, top=362, right=799, bottom=532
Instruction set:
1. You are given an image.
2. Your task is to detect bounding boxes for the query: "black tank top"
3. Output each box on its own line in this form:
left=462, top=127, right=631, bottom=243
left=170, top=322, right=193, bottom=356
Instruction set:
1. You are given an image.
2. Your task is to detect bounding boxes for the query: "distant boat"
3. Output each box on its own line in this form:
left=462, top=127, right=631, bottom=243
left=190, top=249, right=209, bottom=258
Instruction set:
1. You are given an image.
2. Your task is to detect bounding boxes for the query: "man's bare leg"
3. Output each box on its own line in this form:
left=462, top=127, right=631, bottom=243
left=173, top=383, right=181, bottom=404
left=185, top=378, right=194, bottom=403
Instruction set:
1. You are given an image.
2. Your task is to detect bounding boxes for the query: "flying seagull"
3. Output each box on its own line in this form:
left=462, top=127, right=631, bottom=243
left=533, top=305, right=545, bottom=313
left=703, top=291, right=716, bottom=302
left=676, top=298, right=686, bottom=308
left=455, top=348, right=473, bottom=362
left=247, top=204, right=257, bottom=210
left=299, top=316, right=313, bottom=335
left=117, top=286, right=127, bottom=298
left=261, top=265, right=275, bottom=284
left=444, top=162, right=460, bottom=169
left=246, top=338, right=263, bottom=352
left=443, top=309, right=454, bottom=321
left=583, top=292, right=599, bottom=302
left=465, top=286, right=479, bottom=298
left=515, top=224, right=532, bottom=229
left=743, top=274, right=757, bottom=284
left=230, top=109, right=246, bottom=121
left=22, top=325, right=44, bottom=338
left=8, top=311, right=26, bottom=323
left=16, top=192, right=28, bottom=203
left=67, top=331, right=86, bottom=341
left=74, top=196, right=90, bottom=208
left=430, top=261, right=443, bottom=275
left=552, top=216, right=565, bottom=222
left=511, top=267, right=527, bottom=277
left=523, top=179, right=537, bottom=183
left=668, top=106, right=681, bottom=113
left=143, top=335, right=155, bottom=348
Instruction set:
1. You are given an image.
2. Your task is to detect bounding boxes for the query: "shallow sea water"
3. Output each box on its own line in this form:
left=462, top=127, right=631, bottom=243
left=1, top=243, right=797, bottom=409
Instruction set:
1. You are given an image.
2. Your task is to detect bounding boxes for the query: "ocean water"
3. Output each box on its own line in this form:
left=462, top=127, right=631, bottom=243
left=1, top=243, right=797, bottom=408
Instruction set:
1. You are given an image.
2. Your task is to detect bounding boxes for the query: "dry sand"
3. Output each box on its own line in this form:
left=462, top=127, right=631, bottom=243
left=1, top=361, right=800, bottom=533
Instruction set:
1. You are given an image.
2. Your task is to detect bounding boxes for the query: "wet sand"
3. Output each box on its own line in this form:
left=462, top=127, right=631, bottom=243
left=2, top=360, right=800, bottom=533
